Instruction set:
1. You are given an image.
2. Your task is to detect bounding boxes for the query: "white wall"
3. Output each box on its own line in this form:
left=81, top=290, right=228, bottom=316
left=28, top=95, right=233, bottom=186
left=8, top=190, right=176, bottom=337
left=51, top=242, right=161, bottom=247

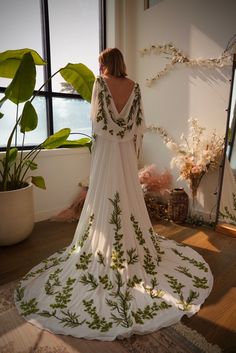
left=0, top=148, right=91, bottom=222
left=107, top=0, right=236, bottom=219
left=32, top=148, right=91, bottom=221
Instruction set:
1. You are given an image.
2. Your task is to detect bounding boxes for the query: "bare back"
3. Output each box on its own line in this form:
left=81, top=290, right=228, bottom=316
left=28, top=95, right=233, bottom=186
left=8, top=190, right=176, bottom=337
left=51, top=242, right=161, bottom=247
left=102, top=75, right=135, bottom=114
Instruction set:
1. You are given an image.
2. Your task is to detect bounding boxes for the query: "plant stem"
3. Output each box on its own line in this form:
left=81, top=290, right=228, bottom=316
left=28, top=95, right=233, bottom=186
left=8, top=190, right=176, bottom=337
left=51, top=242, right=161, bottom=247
left=2, top=107, right=22, bottom=190
left=30, top=70, right=61, bottom=103
left=69, top=132, right=92, bottom=139
left=19, top=144, right=43, bottom=185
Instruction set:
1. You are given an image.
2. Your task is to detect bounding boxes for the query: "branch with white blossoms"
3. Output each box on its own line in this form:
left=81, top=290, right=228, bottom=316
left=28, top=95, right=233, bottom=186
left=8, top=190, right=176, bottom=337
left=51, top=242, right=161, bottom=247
left=139, top=43, right=232, bottom=86
left=147, top=124, right=183, bottom=154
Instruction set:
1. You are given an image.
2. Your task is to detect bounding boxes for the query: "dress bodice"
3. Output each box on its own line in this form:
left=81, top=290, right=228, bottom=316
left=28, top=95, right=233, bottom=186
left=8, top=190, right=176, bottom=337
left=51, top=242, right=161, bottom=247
left=90, top=76, right=146, bottom=143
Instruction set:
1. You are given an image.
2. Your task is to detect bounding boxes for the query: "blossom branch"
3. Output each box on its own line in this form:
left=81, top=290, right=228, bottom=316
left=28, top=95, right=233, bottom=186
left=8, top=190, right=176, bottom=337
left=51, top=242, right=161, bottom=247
left=139, top=43, right=232, bottom=86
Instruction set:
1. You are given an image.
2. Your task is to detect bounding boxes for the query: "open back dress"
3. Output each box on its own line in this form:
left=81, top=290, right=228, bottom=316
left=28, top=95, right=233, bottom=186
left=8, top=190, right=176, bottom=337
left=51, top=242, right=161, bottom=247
left=15, top=76, right=213, bottom=341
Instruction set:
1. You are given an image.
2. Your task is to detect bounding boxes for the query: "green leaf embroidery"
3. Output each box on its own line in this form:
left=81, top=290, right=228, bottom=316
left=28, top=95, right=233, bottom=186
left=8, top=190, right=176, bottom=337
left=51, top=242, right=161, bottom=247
left=50, top=277, right=76, bottom=309
left=127, top=248, right=139, bottom=264
left=39, top=310, right=55, bottom=318
left=130, top=215, right=157, bottom=275
left=99, top=274, right=114, bottom=290
left=22, top=251, right=69, bottom=281
left=175, top=266, right=209, bottom=289
left=77, top=214, right=94, bottom=248
left=149, top=228, right=165, bottom=263
left=97, top=250, right=105, bottom=266
left=165, top=274, right=199, bottom=311
left=83, top=299, right=113, bottom=332
left=127, top=275, right=142, bottom=288
left=144, top=277, right=165, bottom=299
left=79, top=273, right=98, bottom=291
left=130, top=214, right=145, bottom=245
left=20, top=298, right=39, bottom=316
left=45, top=268, right=62, bottom=295
left=15, top=284, right=25, bottom=302
left=172, top=249, right=208, bottom=272
left=59, top=310, right=86, bottom=328
left=219, top=192, right=236, bottom=223
left=106, top=271, right=133, bottom=328
left=39, top=309, right=85, bottom=328
left=132, top=301, right=171, bottom=324
left=76, top=252, right=93, bottom=270
left=175, top=266, right=192, bottom=278
left=192, top=276, right=209, bottom=289
left=143, top=246, right=157, bottom=275
left=109, top=192, right=125, bottom=270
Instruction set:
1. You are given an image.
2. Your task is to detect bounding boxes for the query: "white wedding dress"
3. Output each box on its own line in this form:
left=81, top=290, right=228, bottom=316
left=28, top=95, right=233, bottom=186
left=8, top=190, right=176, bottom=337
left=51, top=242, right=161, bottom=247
left=15, top=76, right=213, bottom=341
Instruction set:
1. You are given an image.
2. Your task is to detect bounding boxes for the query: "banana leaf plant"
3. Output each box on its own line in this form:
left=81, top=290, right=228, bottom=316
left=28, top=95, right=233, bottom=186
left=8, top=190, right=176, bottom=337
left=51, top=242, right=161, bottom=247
left=0, top=48, right=95, bottom=191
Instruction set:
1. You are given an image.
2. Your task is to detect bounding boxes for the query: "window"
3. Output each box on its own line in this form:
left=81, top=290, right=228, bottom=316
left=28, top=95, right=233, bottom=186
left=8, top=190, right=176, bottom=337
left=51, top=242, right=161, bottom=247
left=0, top=0, right=105, bottom=148
left=144, top=0, right=161, bottom=10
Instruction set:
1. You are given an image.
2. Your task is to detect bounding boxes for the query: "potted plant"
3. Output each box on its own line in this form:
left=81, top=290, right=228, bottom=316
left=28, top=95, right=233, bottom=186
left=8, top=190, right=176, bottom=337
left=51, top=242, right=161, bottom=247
left=0, top=48, right=95, bottom=245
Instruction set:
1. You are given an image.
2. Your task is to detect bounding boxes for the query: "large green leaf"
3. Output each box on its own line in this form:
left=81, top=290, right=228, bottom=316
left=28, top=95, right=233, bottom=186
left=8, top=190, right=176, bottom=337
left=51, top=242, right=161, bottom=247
left=60, top=63, right=95, bottom=102
left=43, top=128, right=71, bottom=149
left=24, top=160, right=38, bottom=170
left=0, top=48, right=45, bottom=78
left=20, top=101, right=38, bottom=133
left=4, top=52, right=36, bottom=104
left=60, top=137, right=92, bottom=148
left=0, top=95, right=8, bottom=107
left=8, top=147, right=18, bottom=165
left=31, top=176, right=46, bottom=190
left=2, top=148, right=18, bottom=174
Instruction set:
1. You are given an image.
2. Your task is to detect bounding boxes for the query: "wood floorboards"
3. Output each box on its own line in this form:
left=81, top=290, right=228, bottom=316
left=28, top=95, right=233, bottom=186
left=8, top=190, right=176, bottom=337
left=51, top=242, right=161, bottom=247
left=0, top=220, right=235, bottom=351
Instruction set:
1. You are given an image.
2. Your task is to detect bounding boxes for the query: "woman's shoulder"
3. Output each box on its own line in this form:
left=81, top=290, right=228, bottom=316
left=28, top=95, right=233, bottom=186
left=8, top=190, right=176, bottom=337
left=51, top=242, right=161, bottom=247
left=95, top=75, right=102, bottom=83
left=125, top=77, right=136, bottom=85
left=123, top=77, right=137, bottom=89
left=123, top=77, right=140, bottom=91
left=93, top=75, right=105, bottom=90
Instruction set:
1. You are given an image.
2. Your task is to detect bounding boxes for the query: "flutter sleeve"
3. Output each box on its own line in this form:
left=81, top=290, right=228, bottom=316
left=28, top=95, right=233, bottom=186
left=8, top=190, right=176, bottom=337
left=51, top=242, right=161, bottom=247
left=90, top=77, right=99, bottom=134
left=134, top=84, right=147, bottom=157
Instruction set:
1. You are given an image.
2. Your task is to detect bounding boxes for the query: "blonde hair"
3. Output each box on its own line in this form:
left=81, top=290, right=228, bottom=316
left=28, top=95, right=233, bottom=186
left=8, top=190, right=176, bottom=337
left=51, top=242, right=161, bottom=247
left=99, top=48, right=127, bottom=77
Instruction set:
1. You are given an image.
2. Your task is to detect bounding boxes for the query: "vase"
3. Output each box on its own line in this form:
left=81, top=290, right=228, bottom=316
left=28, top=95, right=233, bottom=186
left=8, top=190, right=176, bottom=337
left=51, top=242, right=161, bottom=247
left=167, top=188, right=189, bottom=224
left=189, top=171, right=205, bottom=205
left=0, top=183, right=34, bottom=246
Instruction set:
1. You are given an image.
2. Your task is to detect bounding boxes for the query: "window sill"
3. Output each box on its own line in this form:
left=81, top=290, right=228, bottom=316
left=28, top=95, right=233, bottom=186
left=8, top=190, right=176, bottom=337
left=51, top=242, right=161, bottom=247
left=0, top=147, right=90, bottom=158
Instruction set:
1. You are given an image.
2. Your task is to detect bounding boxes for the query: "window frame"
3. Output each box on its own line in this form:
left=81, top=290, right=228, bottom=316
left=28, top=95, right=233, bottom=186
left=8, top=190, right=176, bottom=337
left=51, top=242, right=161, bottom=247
left=0, top=0, right=106, bottom=151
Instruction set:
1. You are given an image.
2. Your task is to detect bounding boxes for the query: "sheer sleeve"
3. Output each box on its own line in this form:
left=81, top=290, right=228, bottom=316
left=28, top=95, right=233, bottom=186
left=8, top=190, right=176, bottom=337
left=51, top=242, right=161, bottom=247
left=90, top=77, right=99, bottom=133
left=90, top=78, right=98, bottom=121
left=134, top=85, right=147, bottom=157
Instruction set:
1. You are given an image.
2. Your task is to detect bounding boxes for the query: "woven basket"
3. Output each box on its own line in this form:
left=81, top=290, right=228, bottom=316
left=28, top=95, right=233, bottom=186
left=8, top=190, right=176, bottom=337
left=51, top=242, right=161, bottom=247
left=168, top=188, right=189, bottom=224
left=144, top=192, right=169, bottom=220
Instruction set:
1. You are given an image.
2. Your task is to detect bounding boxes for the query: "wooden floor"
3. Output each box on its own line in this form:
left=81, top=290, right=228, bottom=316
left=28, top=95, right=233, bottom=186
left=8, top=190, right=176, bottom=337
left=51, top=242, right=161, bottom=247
left=0, top=220, right=236, bottom=352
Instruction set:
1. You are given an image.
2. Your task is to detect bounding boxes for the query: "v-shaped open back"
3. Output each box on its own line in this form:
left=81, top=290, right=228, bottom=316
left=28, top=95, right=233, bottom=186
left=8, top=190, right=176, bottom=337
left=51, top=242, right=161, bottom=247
left=102, top=77, right=136, bottom=115
left=90, top=75, right=145, bottom=145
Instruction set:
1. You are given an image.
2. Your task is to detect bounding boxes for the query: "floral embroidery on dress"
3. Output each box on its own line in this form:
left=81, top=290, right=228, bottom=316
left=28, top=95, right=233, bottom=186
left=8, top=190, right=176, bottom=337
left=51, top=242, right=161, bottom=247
left=95, top=77, right=142, bottom=138
left=15, top=191, right=212, bottom=334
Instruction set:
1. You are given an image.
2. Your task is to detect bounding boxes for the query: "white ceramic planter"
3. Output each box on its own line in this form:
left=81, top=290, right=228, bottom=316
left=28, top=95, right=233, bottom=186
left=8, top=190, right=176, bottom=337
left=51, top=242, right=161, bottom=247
left=0, top=183, right=34, bottom=246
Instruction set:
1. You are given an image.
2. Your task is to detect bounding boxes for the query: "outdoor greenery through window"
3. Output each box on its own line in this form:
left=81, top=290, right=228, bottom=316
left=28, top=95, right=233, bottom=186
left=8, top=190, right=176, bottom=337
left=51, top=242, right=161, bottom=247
left=0, top=0, right=105, bottom=148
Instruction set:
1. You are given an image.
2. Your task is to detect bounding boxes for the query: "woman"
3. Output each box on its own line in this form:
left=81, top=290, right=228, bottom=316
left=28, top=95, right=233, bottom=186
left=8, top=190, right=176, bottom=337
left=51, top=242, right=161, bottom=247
left=15, top=48, right=213, bottom=341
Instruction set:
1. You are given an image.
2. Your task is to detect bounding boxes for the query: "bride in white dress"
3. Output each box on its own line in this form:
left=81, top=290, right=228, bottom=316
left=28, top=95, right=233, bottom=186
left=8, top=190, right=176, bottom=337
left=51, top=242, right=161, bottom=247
left=15, top=48, right=213, bottom=341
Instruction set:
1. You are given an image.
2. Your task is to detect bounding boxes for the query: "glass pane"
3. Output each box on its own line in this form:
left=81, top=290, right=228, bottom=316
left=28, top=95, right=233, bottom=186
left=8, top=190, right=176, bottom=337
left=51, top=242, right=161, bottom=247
left=0, top=0, right=44, bottom=89
left=226, top=69, right=236, bottom=157
left=52, top=97, right=92, bottom=138
left=48, top=0, right=100, bottom=92
left=0, top=94, right=47, bottom=147
left=229, top=69, right=236, bottom=127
